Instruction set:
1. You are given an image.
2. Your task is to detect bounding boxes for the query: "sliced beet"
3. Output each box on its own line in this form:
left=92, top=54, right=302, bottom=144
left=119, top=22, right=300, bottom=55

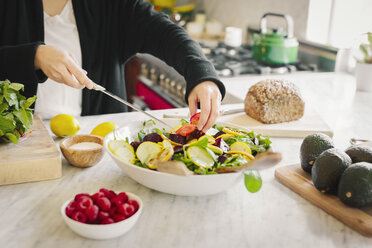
left=169, top=133, right=186, bottom=145
left=130, top=141, right=142, bottom=151
left=173, top=145, right=183, bottom=154
left=188, top=129, right=205, bottom=140
left=213, top=131, right=225, bottom=139
left=218, top=155, right=227, bottom=164
left=214, top=137, right=230, bottom=153
left=143, top=133, right=162, bottom=143
left=252, top=137, right=259, bottom=146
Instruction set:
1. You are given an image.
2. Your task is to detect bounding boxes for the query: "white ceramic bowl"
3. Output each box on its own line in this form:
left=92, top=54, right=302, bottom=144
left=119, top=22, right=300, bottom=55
left=104, top=119, right=265, bottom=196
left=61, top=192, right=143, bottom=239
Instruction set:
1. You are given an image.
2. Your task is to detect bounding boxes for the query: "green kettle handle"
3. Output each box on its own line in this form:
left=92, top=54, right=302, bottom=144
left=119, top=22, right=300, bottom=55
left=260, top=13, right=294, bottom=38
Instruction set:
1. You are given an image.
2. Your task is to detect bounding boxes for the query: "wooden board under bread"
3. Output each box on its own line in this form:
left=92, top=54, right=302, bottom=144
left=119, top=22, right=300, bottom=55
left=275, top=164, right=372, bottom=237
left=222, top=109, right=333, bottom=138
left=0, top=115, right=61, bottom=186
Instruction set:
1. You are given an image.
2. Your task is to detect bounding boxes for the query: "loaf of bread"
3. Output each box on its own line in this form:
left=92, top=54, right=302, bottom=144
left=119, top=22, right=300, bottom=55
left=244, top=79, right=305, bottom=124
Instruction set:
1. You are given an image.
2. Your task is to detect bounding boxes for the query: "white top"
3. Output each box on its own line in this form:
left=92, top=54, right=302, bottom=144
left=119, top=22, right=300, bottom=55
left=34, top=0, right=82, bottom=120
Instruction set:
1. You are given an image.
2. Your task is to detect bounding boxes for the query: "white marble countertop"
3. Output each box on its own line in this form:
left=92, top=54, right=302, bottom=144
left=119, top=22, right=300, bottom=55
left=1, top=72, right=372, bottom=248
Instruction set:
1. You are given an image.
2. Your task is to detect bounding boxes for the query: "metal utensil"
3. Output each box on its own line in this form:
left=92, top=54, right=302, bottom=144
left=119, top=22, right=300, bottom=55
left=162, top=107, right=244, bottom=119
left=92, top=84, right=173, bottom=129
left=215, top=151, right=282, bottom=173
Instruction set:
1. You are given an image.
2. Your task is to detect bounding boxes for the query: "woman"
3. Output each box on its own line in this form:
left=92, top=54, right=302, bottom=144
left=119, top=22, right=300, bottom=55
left=0, top=0, right=225, bottom=131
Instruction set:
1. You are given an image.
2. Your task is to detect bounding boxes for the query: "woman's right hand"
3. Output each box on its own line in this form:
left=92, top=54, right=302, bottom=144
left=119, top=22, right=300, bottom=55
left=34, top=45, right=94, bottom=89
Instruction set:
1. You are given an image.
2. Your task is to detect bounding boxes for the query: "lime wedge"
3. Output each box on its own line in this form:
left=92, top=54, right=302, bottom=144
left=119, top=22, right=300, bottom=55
left=187, top=146, right=215, bottom=168
left=244, top=171, right=262, bottom=193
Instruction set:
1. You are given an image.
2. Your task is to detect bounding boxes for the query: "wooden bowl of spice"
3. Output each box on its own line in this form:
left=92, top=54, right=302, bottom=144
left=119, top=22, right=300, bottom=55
left=60, top=135, right=104, bottom=167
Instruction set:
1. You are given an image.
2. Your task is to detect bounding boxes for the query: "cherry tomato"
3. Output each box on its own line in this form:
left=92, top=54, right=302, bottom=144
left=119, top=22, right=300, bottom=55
left=175, top=123, right=197, bottom=136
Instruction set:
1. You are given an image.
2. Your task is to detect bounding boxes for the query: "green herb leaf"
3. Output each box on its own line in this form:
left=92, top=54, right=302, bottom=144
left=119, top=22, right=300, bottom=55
left=9, top=83, right=24, bottom=91
left=20, top=95, right=36, bottom=109
left=188, top=136, right=208, bottom=149
left=5, top=132, right=18, bottom=144
left=180, top=118, right=189, bottom=125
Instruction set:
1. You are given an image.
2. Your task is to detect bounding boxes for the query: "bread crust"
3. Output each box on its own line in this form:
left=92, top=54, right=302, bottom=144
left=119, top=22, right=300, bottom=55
left=244, top=79, right=305, bottom=124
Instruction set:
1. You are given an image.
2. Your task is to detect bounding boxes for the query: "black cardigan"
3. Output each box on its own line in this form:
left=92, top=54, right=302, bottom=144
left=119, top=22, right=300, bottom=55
left=0, top=0, right=225, bottom=115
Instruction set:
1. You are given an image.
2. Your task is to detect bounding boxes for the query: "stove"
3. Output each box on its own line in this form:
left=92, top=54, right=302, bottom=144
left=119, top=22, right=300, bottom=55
left=135, top=42, right=318, bottom=110
left=201, top=42, right=317, bottom=77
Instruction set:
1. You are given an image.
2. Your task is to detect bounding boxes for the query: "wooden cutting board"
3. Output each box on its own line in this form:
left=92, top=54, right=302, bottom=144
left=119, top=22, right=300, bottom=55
left=275, top=164, right=372, bottom=237
left=223, top=110, right=333, bottom=138
left=0, top=115, right=61, bottom=185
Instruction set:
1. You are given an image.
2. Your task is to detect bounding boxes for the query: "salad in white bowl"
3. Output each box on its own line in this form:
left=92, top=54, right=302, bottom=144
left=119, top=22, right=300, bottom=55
left=104, top=114, right=275, bottom=196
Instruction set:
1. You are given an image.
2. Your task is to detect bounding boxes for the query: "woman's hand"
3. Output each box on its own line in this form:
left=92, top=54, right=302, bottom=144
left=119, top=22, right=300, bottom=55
left=34, top=45, right=94, bottom=89
left=188, top=81, right=222, bottom=132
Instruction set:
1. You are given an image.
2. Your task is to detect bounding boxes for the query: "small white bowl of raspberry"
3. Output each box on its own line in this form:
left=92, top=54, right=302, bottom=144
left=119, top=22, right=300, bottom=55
left=61, top=188, right=143, bottom=239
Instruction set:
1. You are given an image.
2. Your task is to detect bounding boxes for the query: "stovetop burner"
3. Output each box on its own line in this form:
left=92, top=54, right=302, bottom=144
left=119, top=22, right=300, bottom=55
left=201, top=42, right=317, bottom=77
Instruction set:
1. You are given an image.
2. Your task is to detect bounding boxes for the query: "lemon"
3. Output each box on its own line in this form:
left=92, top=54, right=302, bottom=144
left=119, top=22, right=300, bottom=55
left=187, top=146, right=214, bottom=168
left=50, top=114, right=80, bottom=137
left=230, top=142, right=252, bottom=155
left=91, top=122, right=118, bottom=138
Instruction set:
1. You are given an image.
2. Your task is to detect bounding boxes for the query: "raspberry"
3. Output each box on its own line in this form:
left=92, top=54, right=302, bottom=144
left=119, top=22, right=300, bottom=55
left=76, top=197, right=93, bottom=211
left=109, top=206, right=117, bottom=217
left=91, top=192, right=105, bottom=203
left=118, top=192, right=128, bottom=202
left=111, top=196, right=123, bottom=207
left=128, top=199, right=139, bottom=212
left=65, top=201, right=77, bottom=218
left=71, top=211, right=87, bottom=223
left=117, top=203, right=135, bottom=218
left=74, top=193, right=90, bottom=202
left=85, top=205, right=99, bottom=223
left=113, top=214, right=126, bottom=223
left=98, top=211, right=110, bottom=221
left=96, top=197, right=111, bottom=211
left=101, top=218, right=114, bottom=225
left=99, top=188, right=116, bottom=199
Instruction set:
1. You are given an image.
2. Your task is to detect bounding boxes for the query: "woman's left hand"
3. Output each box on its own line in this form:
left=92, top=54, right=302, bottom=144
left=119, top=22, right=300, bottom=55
left=188, top=81, right=222, bottom=132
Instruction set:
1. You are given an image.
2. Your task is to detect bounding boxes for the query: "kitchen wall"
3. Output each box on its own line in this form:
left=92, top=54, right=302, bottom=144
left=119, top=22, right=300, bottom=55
left=196, top=0, right=310, bottom=43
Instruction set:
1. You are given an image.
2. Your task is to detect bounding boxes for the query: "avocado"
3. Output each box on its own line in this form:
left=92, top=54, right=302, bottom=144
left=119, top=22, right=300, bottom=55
left=338, top=162, right=372, bottom=208
left=300, top=133, right=334, bottom=174
left=345, top=145, right=372, bottom=163
left=312, top=148, right=352, bottom=194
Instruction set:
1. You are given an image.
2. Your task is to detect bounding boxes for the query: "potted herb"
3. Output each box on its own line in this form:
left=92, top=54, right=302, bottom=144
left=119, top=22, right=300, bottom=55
left=355, top=32, right=372, bottom=92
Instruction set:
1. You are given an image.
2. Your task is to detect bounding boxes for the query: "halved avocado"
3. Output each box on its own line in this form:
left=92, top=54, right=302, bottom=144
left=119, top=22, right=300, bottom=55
left=345, top=145, right=372, bottom=163
left=312, top=148, right=352, bottom=194
left=338, top=162, right=372, bottom=208
left=300, top=133, right=334, bottom=174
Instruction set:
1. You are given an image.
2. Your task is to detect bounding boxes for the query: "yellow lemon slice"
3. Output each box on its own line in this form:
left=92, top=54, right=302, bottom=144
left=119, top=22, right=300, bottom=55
left=162, top=139, right=173, bottom=149
left=187, top=146, right=215, bottom=168
left=207, top=144, right=223, bottom=155
left=222, top=128, right=243, bottom=136
left=108, top=140, right=135, bottom=164
left=158, top=147, right=174, bottom=162
left=136, top=142, right=162, bottom=168
left=160, top=133, right=182, bottom=146
left=227, top=151, right=254, bottom=160
left=216, top=133, right=234, bottom=141
left=90, top=122, right=118, bottom=138
left=199, top=135, right=215, bottom=144
left=50, top=114, right=80, bottom=137
left=230, top=142, right=252, bottom=155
